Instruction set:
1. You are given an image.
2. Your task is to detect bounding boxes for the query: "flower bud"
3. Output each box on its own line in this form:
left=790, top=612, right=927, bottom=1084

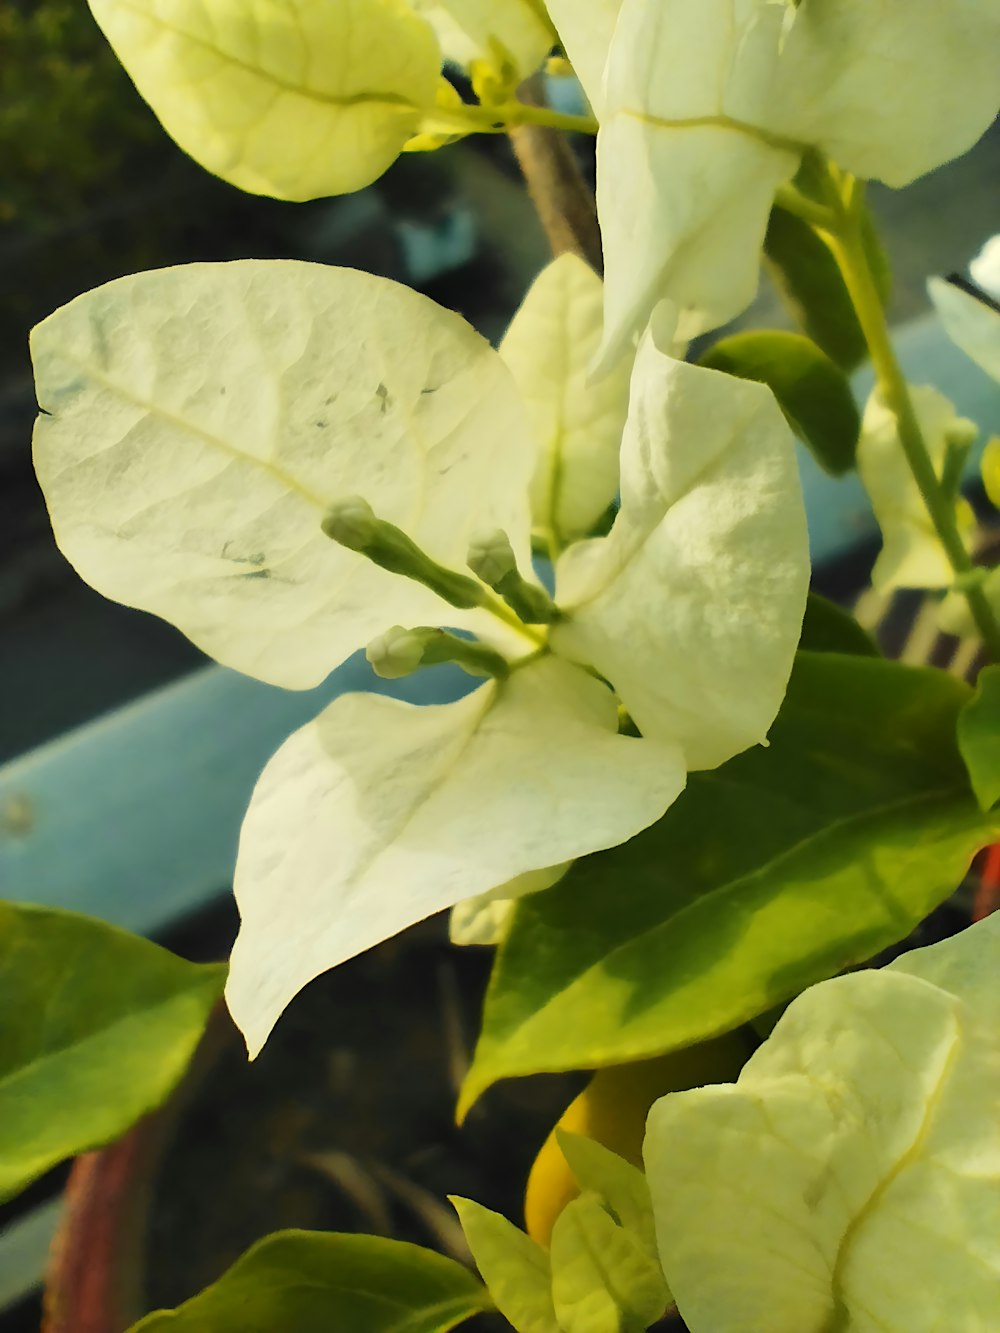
left=323, top=497, right=487, bottom=610
left=366, top=626, right=509, bottom=681
left=467, top=530, right=558, bottom=625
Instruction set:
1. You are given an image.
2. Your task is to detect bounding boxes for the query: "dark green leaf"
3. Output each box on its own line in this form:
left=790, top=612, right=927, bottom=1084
left=0, top=904, right=223, bottom=1202
left=459, top=654, right=998, bottom=1113
left=131, top=1230, right=490, bottom=1332
left=958, top=665, right=1000, bottom=810
left=799, top=593, right=879, bottom=657
left=764, top=204, right=890, bottom=372
left=700, top=330, right=860, bottom=475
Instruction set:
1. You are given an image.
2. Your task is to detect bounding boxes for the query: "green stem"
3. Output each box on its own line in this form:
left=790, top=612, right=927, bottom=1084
left=438, top=100, right=599, bottom=137
left=819, top=172, right=1000, bottom=658
left=772, top=183, right=837, bottom=231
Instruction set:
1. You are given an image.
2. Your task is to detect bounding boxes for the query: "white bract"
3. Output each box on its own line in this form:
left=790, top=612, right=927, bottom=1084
left=857, top=385, right=977, bottom=593
left=578, top=0, right=1000, bottom=357
left=410, top=0, right=555, bottom=84
left=544, top=0, right=624, bottom=117
left=970, top=236, right=1000, bottom=303
left=929, top=234, right=1000, bottom=385
left=32, top=258, right=808, bottom=1055
left=86, top=0, right=448, bottom=201
left=500, top=253, right=633, bottom=550
left=644, top=912, right=1000, bottom=1333
left=926, top=236, right=1000, bottom=633
left=552, top=324, right=809, bottom=770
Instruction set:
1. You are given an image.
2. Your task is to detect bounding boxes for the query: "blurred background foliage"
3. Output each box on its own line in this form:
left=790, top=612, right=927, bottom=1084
left=0, top=0, right=158, bottom=228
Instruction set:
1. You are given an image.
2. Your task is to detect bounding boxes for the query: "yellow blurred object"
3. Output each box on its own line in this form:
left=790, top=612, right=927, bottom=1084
left=524, top=1033, right=749, bottom=1247
left=980, top=436, right=1000, bottom=511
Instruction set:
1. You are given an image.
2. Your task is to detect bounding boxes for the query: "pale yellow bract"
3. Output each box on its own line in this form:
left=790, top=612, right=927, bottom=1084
left=644, top=912, right=1000, bottom=1333
left=452, top=1197, right=560, bottom=1333
left=87, top=0, right=442, bottom=200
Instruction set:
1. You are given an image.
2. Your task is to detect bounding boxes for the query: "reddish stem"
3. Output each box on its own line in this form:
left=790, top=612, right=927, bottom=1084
left=974, top=842, right=1000, bottom=922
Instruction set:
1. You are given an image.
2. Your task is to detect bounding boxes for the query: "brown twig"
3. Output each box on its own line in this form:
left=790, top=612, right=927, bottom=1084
left=507, top=76, right=603, bottom=275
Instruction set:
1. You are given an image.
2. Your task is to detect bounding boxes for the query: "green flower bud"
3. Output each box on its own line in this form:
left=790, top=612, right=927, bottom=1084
left=467, top=529, right=518, bottom=588
left=323, top=497, right=488, bottom=611
left=467, top=529, right=558, bottom=625
left=366, top=626, right=509, bottom=681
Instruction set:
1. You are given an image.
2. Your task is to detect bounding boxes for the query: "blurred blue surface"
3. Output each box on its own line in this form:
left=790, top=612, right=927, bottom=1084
left=0, top=657, right=468, bottom=935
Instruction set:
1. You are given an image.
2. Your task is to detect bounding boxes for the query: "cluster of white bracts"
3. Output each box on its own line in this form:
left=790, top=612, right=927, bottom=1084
left=31, top=256, right=808, bottom=1054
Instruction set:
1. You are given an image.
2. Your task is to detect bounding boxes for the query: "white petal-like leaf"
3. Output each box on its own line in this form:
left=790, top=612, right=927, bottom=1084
left=32, top=261, right=535, bottom=688
left=774, top=0, right=1000, bottom=189
left=857, top=384, right=977, bottom=591
left=596, top=0, right=800, bottom=356
left=594, top=0, right=1000, bottom=353
left=87, top=0, right=441, bottom=200
left=500, top=255, right=632, bottom=547
left=644, top=914, right=1000, bottom=1333
left=552, top=335, right=809, bottom=771
left=545, top=0, right=623, bottom=116
left=970, top=235, right=1000, bottom=304
left=226, top=656, right=685, bottom=1054
left=890, top=909, right=1000, bottom=1024
left=928, top=276, right=1000, bottom=384
left=410, top=0, right=554, bottom=80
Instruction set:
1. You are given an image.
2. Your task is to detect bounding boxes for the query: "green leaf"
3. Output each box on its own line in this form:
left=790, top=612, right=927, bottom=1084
left=764, top=204, right=890, bottom=372
left=554, top=1132, right=659, bottom=1263
left=799, top=592, right=879, bottom=657
left=699, top=330, right=860, bottom=476
left=459, top=653, right=999, bottom=1112
left=131, top=1230, right=489, bottom=1332
left=451, top=1197, right=559, bottom=1333
left=958, top=664, right=1000, bottom=810
left=549, top=1193, right=669, bottom=1333
left=0, top=904, right=223, bottom=1203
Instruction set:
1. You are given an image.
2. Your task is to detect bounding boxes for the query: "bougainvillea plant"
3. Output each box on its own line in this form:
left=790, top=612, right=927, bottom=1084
left=5, top=1, right=1000, bottom=1329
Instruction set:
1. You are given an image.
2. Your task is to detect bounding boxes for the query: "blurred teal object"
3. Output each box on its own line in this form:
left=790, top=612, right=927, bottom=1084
left=0, top=656, right=466, bottom=936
